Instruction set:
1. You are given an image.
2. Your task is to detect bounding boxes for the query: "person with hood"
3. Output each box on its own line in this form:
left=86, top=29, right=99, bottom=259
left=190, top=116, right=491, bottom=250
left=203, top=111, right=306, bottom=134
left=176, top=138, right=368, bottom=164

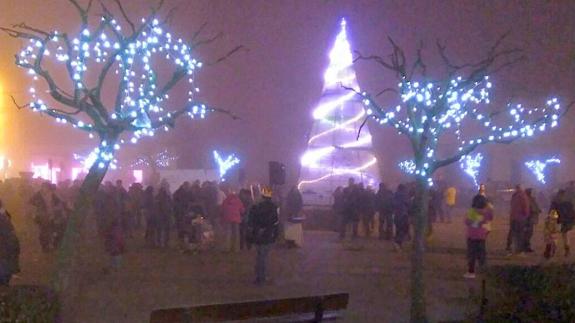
left=247, top=186, right=279, bottom=285
left=221, top=187, right=245, bottom=252
left=464, top=194, right=493, bottom=279
left=0, top=200, right=19, bottom=286
left=549, top=189, right=575, bottom=257
left=506, top=185, right=530, bottom=256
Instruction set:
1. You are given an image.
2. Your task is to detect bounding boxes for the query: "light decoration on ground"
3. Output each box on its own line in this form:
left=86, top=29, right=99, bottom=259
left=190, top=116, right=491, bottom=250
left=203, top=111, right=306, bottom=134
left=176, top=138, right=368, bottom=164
left=298, top=18, right=379, bottom=198
left=213, top=150, right=240, bottom=181
left=6, top=5, right=214, bottom=176
left=398, top=160, right=416, bottom=175
left=525, top=158, right=560, bottom=184
left=129, top=149, right=178, bottom=169
left=460, top=153, right=483, bottom=188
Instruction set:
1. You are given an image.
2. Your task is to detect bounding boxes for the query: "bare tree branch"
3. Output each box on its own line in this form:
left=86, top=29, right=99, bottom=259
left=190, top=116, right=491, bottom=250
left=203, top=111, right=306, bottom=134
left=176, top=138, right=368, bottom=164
left=206, top=45, right=246, bottom=66
left=112, top=0, right=135, bottom=33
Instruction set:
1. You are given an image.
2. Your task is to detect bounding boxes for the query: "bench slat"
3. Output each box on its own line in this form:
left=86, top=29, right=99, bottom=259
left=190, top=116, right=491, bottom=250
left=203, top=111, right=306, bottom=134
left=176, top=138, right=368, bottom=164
left=150, top=293, right=349, bottom=323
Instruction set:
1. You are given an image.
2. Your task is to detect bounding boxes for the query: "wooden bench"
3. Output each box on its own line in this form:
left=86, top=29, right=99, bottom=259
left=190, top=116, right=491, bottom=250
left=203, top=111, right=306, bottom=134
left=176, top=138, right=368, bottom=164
left=150, top=293, right=349, bottom=322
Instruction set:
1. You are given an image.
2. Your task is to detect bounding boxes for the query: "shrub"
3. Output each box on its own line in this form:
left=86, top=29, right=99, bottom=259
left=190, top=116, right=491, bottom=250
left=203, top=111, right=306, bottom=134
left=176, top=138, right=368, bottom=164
left=0, top=285, right=59, bottom=323
left=480, top=264, right=575, bottom=322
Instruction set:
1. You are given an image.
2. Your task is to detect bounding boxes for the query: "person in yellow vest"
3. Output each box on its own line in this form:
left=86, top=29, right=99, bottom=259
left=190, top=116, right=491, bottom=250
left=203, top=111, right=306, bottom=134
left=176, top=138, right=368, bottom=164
left=443, top=186, right=457, bottom=223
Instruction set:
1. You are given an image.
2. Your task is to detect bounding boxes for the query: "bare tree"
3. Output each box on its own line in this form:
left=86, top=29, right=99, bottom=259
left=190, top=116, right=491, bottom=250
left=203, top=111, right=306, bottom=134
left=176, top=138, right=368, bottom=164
left=352, top=35, right=571, bottom=322
left=2, top=0, right=239, bottom=317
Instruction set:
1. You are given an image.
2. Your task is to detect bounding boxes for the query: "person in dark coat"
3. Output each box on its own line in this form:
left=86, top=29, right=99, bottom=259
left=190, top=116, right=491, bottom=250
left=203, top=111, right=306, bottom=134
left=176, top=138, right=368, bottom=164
left=340, top=178, right=359, bottom=240
left=506, top=185, right=530, bottom=255
left=128, top=183, right=144, bottom=229
left=238, top=188, right=254, bottom=250
left=143, top=186, right=156, bottom=247
left=285, top=186, right=303, bottom=220
left=155, top=184, right=173, bottom=248
left=30, top=182, right=54, bottom=253
left=0, top=201, right=19, bottom=286
left=104, top=217, right=125, bottom=270
left=173, top=182, right=191, bottom=247
left=247, top=186, right=279, bottom=285
left=393, top=184, right=411, bottom=251
left=524, top=188, right=541, bottom=252
left=376, top=183, right=395, bottom=240
left=549, top=189, right=575, bottom=257
left=333, top=187, right=345, bottom=232
left=51, top=196, right=68, bottom=249
left=358, top=184, right=376, bottom=238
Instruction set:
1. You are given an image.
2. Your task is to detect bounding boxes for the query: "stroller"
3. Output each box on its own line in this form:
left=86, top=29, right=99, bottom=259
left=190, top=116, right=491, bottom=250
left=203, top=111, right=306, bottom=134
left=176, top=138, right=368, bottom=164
left=180, top=204, right=215, bottom=253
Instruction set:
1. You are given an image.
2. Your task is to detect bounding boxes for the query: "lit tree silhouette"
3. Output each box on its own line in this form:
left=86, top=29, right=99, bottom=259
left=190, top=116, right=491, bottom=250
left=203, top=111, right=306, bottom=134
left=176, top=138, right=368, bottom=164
left=352, top=35, right=571, bottom=322
left=1, top=0, right=239, bottom=309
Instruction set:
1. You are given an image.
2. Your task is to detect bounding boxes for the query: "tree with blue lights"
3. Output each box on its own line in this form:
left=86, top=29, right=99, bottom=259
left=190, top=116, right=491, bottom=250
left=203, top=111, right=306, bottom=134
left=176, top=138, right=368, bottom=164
left=2, top=0, right=239, bottom=311
left=353, top=35, right=571, bottom=322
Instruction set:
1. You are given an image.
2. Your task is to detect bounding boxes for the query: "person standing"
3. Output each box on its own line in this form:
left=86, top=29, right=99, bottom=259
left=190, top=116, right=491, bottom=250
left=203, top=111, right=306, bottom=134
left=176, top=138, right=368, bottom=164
left=115, top=180, right=131, bottom=237
left=128, top=183, right=144, bottom=229
left=247, top=186, right=279, bottom=285
left=285, top=186, right=303, bottom=221
left=358, top=184, right=376, bottom=238
left=221, top=188, right=245, bottom=252
left=506, top=185, right=530, bottom=256
left=340, top=178, right=359, bottom=240
left=464, top=195, right=493, bottom=279
left=332, top=187, right=345, bottom=234
left=549, top=189, right=575, bottom=257
left=524, top=188, right=541, bottom=253
left=0, top=200, right=20, bottom=286
left=155, top=183, right=173, bottom=248
left=173, top=182, right=191, bottom=249
left=393, top=184, right=411, bottom=251
left=544, top=207, right=560, bottom=259
left=30, top=182, right=54, bottom=253
left=238, top=188, right=254, bottom=250
left=143, top=186, right=156, bottom=247
left=443, top=185, right=457, bottom=223
left=376, top=183, right=394, bottom=240
left=104, top=217, right=125, bottom=270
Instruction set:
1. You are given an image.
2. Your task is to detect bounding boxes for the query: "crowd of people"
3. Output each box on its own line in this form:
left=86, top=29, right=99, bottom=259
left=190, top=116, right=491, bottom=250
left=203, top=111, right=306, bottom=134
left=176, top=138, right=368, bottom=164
left=332, top=178, right=456, bottom=249
left=0, top=177, right=281, bottom=285
left=3, top=174, right=575, bottom=286
left=331, top=178, right=575, bottom=279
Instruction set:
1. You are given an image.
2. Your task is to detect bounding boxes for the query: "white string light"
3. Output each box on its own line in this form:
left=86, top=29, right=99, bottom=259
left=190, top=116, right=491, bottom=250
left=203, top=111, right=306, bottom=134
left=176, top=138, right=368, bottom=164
left=525, top=158, right=560, bottom=184
left=460, top=153, right=483, bottom=188
left=213, top=150, right=240, bottom=180
left=298, top=18, right=379, bottom=191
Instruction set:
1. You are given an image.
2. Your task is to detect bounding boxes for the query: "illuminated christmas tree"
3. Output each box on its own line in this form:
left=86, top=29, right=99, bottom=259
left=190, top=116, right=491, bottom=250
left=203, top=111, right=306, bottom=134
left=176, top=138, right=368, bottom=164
left=298, top=19, right=379, bottom=204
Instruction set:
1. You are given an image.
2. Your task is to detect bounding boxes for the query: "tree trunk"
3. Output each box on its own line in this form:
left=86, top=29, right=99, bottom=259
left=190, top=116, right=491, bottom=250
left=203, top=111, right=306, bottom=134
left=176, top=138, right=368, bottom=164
left=410, top=176, right=429, bottom=323
left=53, top=140, right=114, bottom=322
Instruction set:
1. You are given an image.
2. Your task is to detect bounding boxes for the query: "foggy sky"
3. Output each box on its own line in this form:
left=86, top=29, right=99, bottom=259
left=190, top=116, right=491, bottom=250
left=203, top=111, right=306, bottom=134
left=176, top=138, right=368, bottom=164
left=0, top=0, right=574, bottom=186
